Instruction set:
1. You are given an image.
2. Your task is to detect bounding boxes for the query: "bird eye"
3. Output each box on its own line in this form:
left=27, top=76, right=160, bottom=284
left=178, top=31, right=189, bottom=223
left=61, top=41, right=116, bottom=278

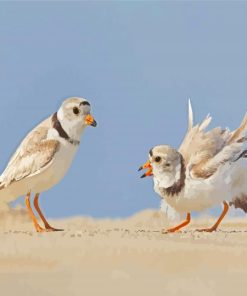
left=73, top=107, right=79, bottom=115
left=155, top=156, right=161, bottom=163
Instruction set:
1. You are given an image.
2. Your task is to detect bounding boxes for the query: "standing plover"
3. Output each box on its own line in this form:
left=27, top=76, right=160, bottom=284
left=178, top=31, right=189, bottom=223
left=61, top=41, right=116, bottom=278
left=0, top=97, right=97, bottom=232
left=139, top=101, right=247, bottom=233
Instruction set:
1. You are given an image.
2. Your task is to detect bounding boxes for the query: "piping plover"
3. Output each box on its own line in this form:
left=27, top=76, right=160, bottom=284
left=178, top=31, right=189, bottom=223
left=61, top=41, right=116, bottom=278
left=0, top=97, right=97, bottom=232
left=139, top=101, right=247, bottom=233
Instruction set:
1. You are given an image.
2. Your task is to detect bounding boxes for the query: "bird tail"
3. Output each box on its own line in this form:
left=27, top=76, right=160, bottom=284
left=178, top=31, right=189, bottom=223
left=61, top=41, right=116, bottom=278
left=230, top=194, right=247, bottom=213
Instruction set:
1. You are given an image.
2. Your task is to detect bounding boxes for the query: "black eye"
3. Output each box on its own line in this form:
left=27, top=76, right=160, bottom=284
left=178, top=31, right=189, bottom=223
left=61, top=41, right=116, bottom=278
left=73, top=107, right=79, bottom=115
left=155, top=156, right=161, bottom=163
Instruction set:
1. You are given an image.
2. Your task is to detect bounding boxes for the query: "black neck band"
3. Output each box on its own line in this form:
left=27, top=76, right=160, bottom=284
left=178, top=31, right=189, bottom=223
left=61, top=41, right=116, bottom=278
left=52, top=112, right=80, bottom=146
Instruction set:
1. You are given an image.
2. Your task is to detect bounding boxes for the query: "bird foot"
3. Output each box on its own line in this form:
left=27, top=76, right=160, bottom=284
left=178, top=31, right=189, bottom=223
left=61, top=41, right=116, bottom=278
left=162, top=228, right=179, bottom=234
left=45, top=226, right=64, bottom=232
left=195, top=227, right=217, bottom=232
left=35, top=225, right=63, bottom=232
left=35, top=225, right=46, bottom=232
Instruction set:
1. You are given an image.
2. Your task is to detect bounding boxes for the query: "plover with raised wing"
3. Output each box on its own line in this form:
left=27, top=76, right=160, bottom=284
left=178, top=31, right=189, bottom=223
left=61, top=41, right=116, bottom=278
left=139, top=101, right=247, bottom=233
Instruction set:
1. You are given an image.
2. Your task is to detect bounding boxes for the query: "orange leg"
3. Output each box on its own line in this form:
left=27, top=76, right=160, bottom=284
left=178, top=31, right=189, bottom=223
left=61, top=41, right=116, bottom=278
left=25, top=192, right=45, bottom=232
left=196, top=201, right=229, bottom=232
left=162, top=213, right=191, bottom=234
left=34, top=193, right=63, bottom=232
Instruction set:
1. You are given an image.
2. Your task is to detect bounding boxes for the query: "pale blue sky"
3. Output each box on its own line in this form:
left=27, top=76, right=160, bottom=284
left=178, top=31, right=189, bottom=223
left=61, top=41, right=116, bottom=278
left=1, top=2, right=247, bottom=218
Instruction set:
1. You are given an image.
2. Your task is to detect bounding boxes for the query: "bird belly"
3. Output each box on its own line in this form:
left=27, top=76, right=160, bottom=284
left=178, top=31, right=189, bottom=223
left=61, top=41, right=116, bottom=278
left=31, top=143, right=78, bottom=193
left=160, top=165, right=234, bottom=213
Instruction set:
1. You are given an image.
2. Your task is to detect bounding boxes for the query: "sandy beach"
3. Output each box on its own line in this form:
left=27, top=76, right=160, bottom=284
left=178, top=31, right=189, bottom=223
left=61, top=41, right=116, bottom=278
left=0, top=208, right=247, bottom=296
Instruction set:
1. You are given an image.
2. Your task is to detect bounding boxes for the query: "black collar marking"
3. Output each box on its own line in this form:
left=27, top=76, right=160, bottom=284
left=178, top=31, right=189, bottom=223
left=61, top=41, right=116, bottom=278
left=52, top=112, right=80, bottom=146
left=160, top=156, right=186, bottom=197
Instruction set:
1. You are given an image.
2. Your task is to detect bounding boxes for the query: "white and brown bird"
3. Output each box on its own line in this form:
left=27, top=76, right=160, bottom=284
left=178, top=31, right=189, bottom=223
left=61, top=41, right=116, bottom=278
left=0, top=97, right=97, bottom=232
left=139, top=101, right=247, bottom=233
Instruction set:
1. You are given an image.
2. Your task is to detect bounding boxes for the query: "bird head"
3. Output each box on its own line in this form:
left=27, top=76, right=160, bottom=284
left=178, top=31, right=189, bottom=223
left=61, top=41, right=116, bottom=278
left=57, top=97, right=97, bottom=140
left=139, top=145, right=183, bottom=188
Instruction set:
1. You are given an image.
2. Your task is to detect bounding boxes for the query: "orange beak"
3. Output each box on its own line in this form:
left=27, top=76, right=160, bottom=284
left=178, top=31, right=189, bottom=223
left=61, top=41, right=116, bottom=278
left=85, top=114, right=97, bottom=127
left=138, top=160, right=153, bottom=178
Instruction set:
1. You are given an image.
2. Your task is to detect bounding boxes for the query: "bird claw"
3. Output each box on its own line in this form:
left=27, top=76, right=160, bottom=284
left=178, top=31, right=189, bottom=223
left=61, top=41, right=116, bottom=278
left=35, top=226, right=46, bottom=233
left=195, top=227, right=217, bottom=233
left=35, top=225, right=64, bottom=232
left=45, top=227, right=64, bottom=232
left=162, top=228, right=178, bottom=234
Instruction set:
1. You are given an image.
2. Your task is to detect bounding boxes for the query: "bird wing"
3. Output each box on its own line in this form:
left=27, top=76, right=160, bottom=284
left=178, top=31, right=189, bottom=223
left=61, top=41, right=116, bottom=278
left=0, top=118, right=60, bottom=187
left=179, top=101, right=247, bottom=179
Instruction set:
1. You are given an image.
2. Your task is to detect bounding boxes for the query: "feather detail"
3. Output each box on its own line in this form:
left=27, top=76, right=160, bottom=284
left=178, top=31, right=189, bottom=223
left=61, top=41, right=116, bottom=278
left=190, top=142, right=243, bottom=179
left=188, top=99, right=193, bottom=131
left=199, top=114, right=212, bottom=131
left=228, top=112, right=247, bottom=144
left=0, top=118, right=60, bottom=187
left=179, top=106, right=247, bottom=179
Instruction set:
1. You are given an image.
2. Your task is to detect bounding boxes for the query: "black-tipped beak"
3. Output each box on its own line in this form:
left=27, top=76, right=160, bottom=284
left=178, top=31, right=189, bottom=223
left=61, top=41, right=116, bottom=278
left=91, top=119, right=97, bottom=127
left=85, top=114, right=97, bottom=127
left=138, top=160, right=153, bottom=178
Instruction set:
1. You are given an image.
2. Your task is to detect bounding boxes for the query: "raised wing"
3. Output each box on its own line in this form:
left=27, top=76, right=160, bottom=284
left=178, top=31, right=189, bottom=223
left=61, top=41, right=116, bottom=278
left=0, top=119, right=60, bottom=187
left=179, top=101, right=247, bottom=179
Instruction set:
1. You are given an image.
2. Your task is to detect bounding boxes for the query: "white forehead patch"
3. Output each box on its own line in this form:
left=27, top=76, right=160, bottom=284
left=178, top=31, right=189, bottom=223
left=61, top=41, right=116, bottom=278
left=81, top=104, right=91, bottom=115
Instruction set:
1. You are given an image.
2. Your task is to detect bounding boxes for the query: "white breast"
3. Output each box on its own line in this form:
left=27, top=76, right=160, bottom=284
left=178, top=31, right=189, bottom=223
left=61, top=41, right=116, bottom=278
left=32, top=141, right=79, bottom=193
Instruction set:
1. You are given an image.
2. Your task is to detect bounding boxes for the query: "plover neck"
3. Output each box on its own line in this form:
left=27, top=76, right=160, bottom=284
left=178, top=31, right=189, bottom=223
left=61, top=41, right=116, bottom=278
left=158, top=158, right=186, bottom=197
left=51, top=112, right=80, bottom=146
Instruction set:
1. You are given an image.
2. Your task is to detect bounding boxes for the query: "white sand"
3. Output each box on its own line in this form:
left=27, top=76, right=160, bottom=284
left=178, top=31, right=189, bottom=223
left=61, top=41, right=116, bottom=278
left=0, top=208, right=247, bottom=296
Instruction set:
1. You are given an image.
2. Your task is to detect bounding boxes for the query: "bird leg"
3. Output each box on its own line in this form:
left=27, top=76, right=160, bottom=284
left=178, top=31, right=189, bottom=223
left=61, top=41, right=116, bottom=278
left=196, top=201, right=229, bottom=232
left=25, top=192, right=45, bottom=232
left=34, top=193, right=63, bottom=231
left=162, top=213, right=191, bottom=234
